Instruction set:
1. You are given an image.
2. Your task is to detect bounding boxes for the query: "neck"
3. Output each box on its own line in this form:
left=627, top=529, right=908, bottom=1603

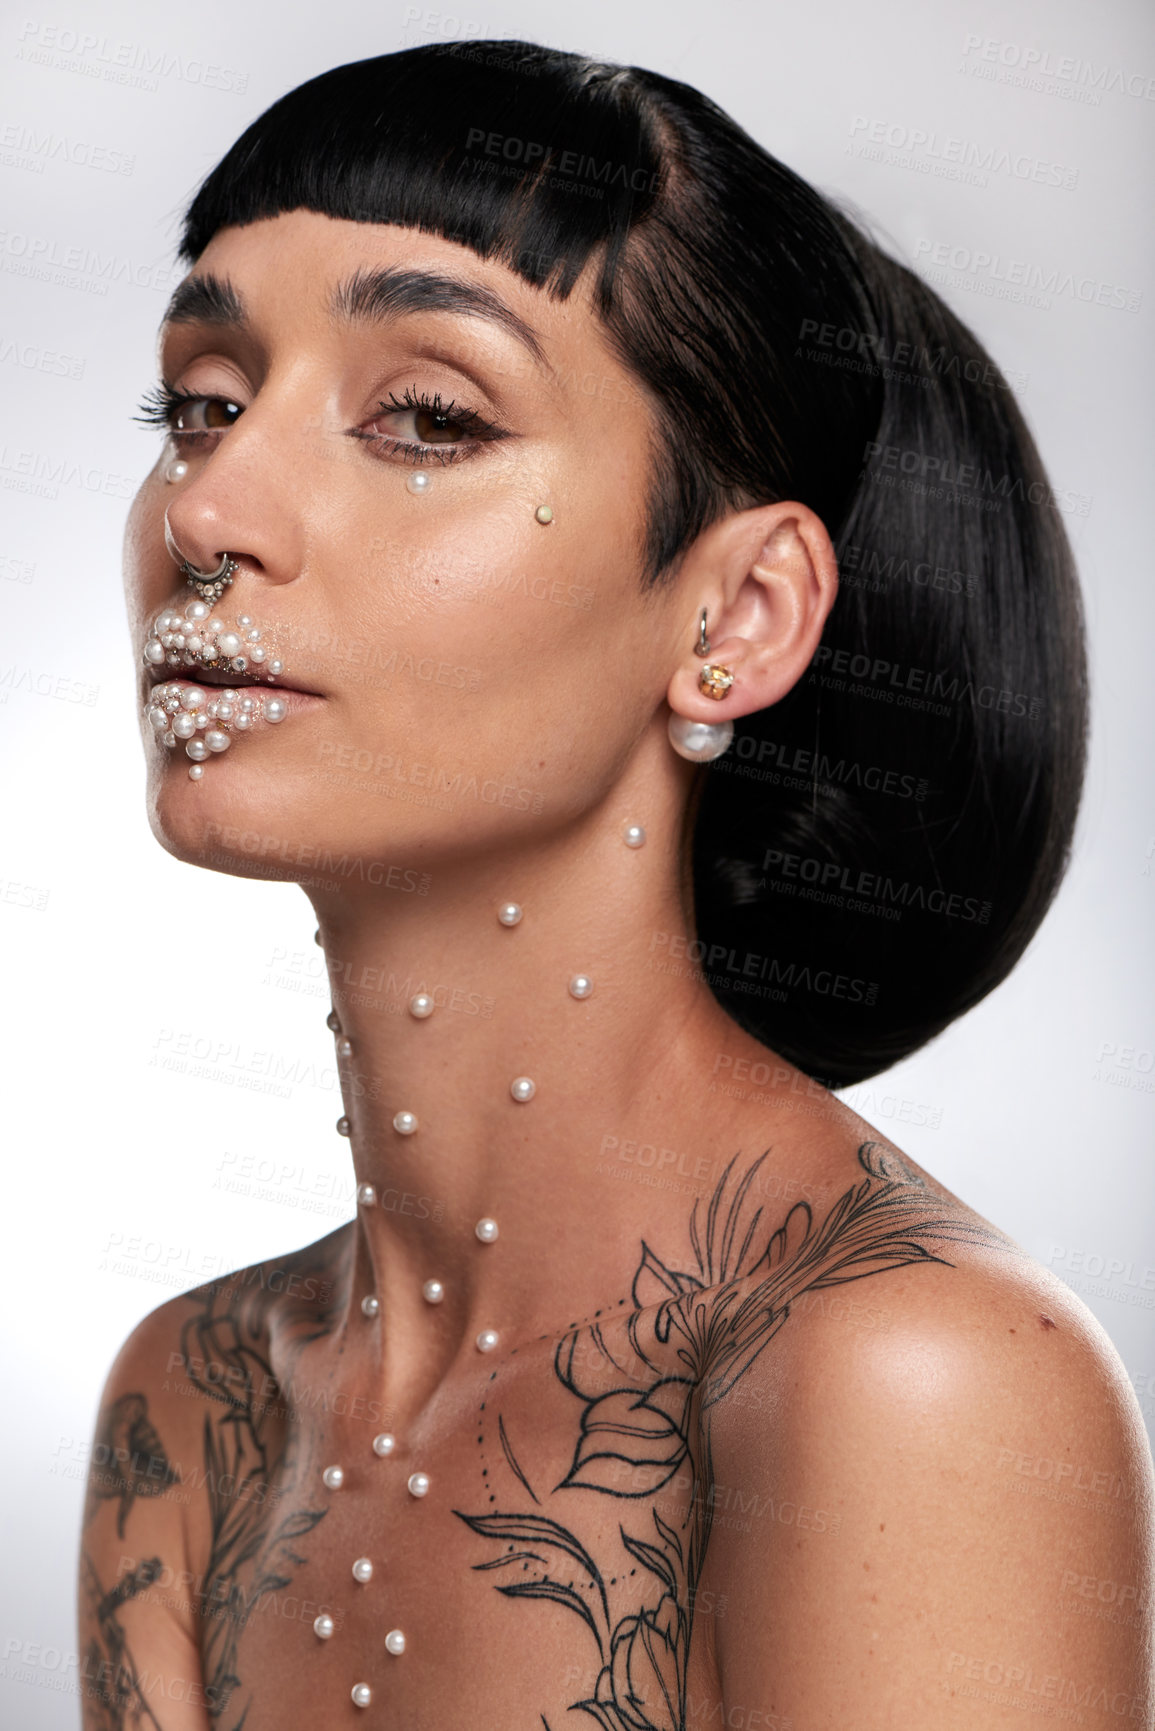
left=307, top=731, right=751, bottom=1409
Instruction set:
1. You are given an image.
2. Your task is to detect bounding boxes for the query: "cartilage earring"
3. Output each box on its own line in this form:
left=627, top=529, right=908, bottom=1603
left=667, top=712, right=733, bottom=762
left=694, top=609, right=710, bottom=657
left=698, top=663, right=735, bottom=700
left=181, top=553, right=238, bottom=604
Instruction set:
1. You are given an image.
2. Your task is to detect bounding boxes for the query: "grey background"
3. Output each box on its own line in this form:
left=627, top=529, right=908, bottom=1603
left=1, top=0, right=1151, bottom=1717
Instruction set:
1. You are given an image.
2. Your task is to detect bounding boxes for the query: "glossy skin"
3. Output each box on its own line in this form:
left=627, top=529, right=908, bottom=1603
left=83, top=211, right=1155, bottom=1728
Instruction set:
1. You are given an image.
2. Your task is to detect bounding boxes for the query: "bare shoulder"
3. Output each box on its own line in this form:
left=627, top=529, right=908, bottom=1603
left=699, top=1137, right=1155, bottom=1727
left=79, top=1229, right=349, bottom=1728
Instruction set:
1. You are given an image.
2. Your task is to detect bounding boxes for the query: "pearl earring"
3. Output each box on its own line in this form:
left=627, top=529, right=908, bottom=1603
left=667, top=712, right=734, bottom=762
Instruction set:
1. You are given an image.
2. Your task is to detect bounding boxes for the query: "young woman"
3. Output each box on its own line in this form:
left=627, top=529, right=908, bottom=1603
left=80, top=39, right=1153, bottom=1730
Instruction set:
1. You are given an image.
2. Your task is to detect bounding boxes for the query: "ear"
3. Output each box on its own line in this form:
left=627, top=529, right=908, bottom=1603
left=666, top=501, right=838, bottom=725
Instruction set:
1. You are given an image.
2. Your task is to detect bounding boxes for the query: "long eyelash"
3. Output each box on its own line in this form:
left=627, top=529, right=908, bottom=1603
left=376, top=385, right=495, bottom=438
left=133, top=381, right=198, bottom=429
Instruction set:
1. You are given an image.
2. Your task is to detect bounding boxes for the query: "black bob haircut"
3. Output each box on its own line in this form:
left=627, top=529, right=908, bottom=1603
left=177, top=39, right=1088, bottom=1088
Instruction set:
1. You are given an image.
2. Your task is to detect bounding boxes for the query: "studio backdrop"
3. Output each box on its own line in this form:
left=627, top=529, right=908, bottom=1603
left=1, top=0, right=1151, bottom=1721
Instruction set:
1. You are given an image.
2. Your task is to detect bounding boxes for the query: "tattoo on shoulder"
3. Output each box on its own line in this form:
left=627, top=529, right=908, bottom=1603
left=455, top=1142, right=999, bottom=1731
left=84, top=1394, right=180, bottom=1537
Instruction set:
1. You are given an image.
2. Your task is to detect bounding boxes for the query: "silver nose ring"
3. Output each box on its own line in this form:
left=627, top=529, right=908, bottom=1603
left=181, top=553, right=238, bottom=604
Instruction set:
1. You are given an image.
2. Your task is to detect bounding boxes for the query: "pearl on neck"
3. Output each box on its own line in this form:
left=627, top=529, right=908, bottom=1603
left=422, top=1279, right=445, bottom=1304
left=385, top=1630, right=406, bottom=1656
left=351, top=1558, right=373, bottom=1583
left=392, top=1110, right=419, bottom=1136
left=510, top=1077, right=536, bottom=1102
left=313, top=1614, right=334, bottom=1640
left=474, top=1218, right=499, bottom=1243
left=336, top=1116, right=351, bottom=1137
left=623, top=823, right=646, bottom=848
left=372, top=1433, right=396, bottom=1456
left=357, top=1183, right=377, bottom=1207
left=337, top=1036, right=354, bottom=1059
left=568, top=974, right=593, bottom=999
left=352, top=1683, right=371, bottom=1707
left=360, top=1295, right=379, bottom=1318
left=497, top=901, right=523, bottom=926
left=476, top=1329, right=500, bottom=1353
left=409, top=993, right=434, bottom=1018
left=407, top=1472, right=430, bottom=1498
left=322, top=1465, right=344, bottom=1490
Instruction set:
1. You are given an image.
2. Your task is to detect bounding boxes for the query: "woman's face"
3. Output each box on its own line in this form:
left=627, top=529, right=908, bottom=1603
left=126, top=209, right=685, bottom=878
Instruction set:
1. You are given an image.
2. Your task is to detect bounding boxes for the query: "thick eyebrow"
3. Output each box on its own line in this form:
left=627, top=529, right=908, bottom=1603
left=161, top=266, right=549, bottom=372
left=331, top=266, right=548, bottom=369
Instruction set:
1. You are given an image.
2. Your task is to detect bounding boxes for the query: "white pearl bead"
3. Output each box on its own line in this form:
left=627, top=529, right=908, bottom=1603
left=666, top=712, right=734, bottom=762
left=408, top=993, right=434, bottom=1018
left=185, top=738, right=208, bottom=761
left=264, top=696, right=287, bottom=723
left=623, top=823, right=647, bottom=848
left=337, top=1037, right=354, bottom=1059
left=406, top=470, right=433, bottom=494
left=326, top=1010, right=341, bottom=1031
left=497, top=902, right=523, bottom=926
left=407, top=1471, right=430, bottom=1498
left=361, top=1295, right=379, bottom=1318
left=144, top=640, right=166, bottom=664
left=351, top=1557, right=374, bottom=1583
left=351, top=1683, right=372, bottom=1708
left=337, top=1116, right=352, bottom=1137
left=422, top=1279, right=444, bottom=1304
left=205, top=729, right=231, bottom=753
left=510, top=1076, right=536, bottom=1102
left=385, top=1630, right=406, bottom=1656
left=357, top=1183, right=376, bottom=1206
left=165, top=458, right=189, bottom=483
left=216, top=631, right=242, bottom=657
left=172, top=713, right=196, bottom=739
left=568, top=974, right=593, bottom=999
left=322, top=1465, right=344, bottom=1490
left=179, top=685, right=202, bottom=711
left=184, top=599, right=209, bottom=621
left=268, top=658, right=284, bottom=676
left=313, top=1613, right=335, bottom=1640
left=475, top=1218, right=499, bottom=1243
left=534, top=504, right=554, bottom=524
left=476, top=1329, right=500, bottom=1353
left=392, top=1110, right=418, bottom=1136
left=372, top=1432, right=396, bottom=1457
left=188, top=764, right=204, bottom=781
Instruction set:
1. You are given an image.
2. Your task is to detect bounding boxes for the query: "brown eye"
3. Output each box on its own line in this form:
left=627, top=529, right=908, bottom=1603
left=198, top=399, right=243, bottom=430
left=412, top=406, right=465, bottom=443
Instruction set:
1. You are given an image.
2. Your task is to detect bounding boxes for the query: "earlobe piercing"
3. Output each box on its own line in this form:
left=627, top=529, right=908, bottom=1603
left=698, top=663, right=735, bottom=700
left=667, top=711, right=734, bottom=762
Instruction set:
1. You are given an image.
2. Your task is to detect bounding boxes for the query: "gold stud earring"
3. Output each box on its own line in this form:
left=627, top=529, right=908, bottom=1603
left=698, top=663, right=735, bottom=700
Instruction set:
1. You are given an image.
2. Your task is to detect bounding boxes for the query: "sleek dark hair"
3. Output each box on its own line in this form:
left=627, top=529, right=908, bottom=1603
left=177, top=40, right=1088, bottom=1086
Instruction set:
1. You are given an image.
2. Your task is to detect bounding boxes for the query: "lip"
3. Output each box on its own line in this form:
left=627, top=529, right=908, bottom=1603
left=144, top=665, right=325, bottom=699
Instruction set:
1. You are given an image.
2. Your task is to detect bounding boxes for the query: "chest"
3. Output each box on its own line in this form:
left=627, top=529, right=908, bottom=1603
left=191, top=1326, right=727, bottom=1729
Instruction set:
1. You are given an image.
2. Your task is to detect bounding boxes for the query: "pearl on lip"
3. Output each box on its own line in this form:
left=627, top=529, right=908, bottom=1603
left=351, top=1557, right=373, bottom=1584
left=474, top=1218, right=499, bottom=1243
left=510, top=1077, right=536, bottom=1102
left=322, top=1465, right=344, bottom=1490
left=392, top=1111, right=418, bottom=1136
left=422, top=1279, right=444, bottom=1304
left=372, top=1433, right=395, bottom=1457
left=408, top=993, right=434, bottom=1018
left=497, top=902, right=522, bottom=926
left=264, top=696, right=287, bottom=723
left=407, top=1472, right=430, bottom=1498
